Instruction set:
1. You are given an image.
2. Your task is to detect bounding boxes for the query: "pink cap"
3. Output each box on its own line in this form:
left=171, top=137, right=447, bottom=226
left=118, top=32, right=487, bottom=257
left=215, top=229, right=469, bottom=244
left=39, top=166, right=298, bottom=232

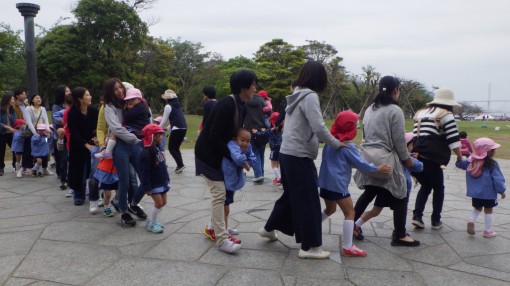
left=154, top=116, right=163, bottom=123
left=405, top=132, right=414, bottom=144
left=124, top=88, right=142, bottom=101
left=469, top=137, right=501, bottom=161
left=36, top=123, right=47, bottom=130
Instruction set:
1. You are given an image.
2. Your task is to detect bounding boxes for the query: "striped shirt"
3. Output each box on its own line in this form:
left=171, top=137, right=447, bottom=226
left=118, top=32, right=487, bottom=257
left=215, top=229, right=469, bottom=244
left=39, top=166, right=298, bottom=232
left=413, top=107, right=461, bottom=150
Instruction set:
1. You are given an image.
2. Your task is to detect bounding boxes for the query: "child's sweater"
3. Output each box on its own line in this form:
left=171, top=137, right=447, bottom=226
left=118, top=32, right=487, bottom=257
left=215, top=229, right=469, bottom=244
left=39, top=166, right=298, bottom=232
left=31, top=134, right=49, bottom=157
left=456, top=159, right=506, bottom=200
left=221, top=140, right=256, bottom=191
left=318, top=142, right=378, bottom=194
left=140, top=146, right=170, bottom=192
left=269, top=128, right=282, bottom=151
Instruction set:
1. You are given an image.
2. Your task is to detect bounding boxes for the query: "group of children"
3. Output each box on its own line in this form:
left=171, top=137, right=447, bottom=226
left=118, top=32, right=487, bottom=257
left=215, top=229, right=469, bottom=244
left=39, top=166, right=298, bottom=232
left=10, top=120, right=52, bottom=177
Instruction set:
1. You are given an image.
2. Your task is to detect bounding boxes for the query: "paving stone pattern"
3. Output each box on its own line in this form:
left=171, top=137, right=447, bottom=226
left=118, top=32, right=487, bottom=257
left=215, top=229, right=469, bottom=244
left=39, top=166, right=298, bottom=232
left=0, top=150, right=509, bottom=285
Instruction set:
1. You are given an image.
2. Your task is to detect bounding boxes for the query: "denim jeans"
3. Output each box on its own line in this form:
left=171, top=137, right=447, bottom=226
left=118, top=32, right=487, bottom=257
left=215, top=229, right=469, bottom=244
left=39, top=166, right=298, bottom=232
left=113, top=139, right=144, bottom=212
left=252, top=144, right=266, bottom=178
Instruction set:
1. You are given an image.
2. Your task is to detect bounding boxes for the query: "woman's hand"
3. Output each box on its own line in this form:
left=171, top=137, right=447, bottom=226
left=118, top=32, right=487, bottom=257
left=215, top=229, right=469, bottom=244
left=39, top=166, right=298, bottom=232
left=5, top=126, right=15, bottom=133
left=84, top=143, right=93, bottom=151
left=501, top=193, right=506, bottom=199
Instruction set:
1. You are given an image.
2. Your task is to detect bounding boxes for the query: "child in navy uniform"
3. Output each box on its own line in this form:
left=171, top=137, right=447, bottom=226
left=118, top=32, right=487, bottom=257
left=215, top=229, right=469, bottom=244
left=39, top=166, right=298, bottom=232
left=140, top=124, right=170, bottom=233
left=354, top=132, right=423, bottom=240
left=456, top=137, right=506, bottom=238
left=31, top=123, right=50, bottom=177
left=12, top=119, right=26, bottom=177
left=269, top=112, right=283, bottom=185
left=318, top=110, right=392, bottom=257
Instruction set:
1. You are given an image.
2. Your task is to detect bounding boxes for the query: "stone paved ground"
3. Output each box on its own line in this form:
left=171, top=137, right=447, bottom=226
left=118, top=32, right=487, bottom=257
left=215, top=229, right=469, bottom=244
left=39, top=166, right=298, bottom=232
left=1, top=150, right=509, bottom=286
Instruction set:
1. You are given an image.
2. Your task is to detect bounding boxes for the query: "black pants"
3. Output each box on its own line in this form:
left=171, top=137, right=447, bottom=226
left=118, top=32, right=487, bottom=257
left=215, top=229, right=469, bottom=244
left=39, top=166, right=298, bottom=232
left=54, top=144, right=68, bottom=183
left=22, top=138, right=34, bottom=169
left=0, top=133, right=14, bottom=170
left=168, top=128, right=186, bottom=168
left=265, top=153, right=322, bottom=250
left=413, top=157, right=444, bottom=222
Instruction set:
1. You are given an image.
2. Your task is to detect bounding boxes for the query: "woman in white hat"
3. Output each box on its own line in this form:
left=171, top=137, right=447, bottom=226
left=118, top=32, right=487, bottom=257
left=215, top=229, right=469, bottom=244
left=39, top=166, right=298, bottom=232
left=411, top=88, right=463, bottom=230
left=159, top=89, right=188, bottom=174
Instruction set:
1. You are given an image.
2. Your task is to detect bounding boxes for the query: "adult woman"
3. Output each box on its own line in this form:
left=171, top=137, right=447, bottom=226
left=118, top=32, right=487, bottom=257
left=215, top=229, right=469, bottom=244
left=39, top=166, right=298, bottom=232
left=411, top=88, right=462, bottom=229
left=67, top=87, right=98, bottom=206
left=0, top=92, right=17, bottom=175
left=353, top=76, right=419, bottom=247
left=23, top=94, right=52, bottom=176
left=159, top=89, right=187, bottom=173
left=52, top=85, right=71, bottom=189
left=195, top=70, right=257, bottom=254
left=259, top=61, right=342, bottom=259
left=104, top=78, right=147, bottom=227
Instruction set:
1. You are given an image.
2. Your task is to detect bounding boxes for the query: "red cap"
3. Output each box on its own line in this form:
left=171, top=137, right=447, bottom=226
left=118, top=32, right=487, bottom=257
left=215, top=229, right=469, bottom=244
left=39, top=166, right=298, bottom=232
left=257, top=90, right=268, bottom=98
left=269, top=112, right=280, bottom=127
left=330, top=110, right=359, bottom=142
left=142, top=124, right=165, bottom=147
left=14, top=119, right=26, bottom=129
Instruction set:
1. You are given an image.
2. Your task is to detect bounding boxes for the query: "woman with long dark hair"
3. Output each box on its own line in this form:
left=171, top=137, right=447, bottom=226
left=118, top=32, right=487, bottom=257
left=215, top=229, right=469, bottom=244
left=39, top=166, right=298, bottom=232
left=353, top=75, right=419, bottom=247
left=67, top=87, right=98, bottom=206
left=259, top=61, right=343, bottom=259
left=0, top=92, right=17, bottom=175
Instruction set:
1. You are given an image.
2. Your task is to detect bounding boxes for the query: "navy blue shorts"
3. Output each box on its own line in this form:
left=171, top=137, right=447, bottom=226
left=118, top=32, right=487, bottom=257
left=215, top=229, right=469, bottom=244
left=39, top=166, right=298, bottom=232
left=472, top=198, right=498, bottom=208
left=224, top=190, right=235, bottom=206
left=99, top=181, right=118, bottom=191
left=319, top=188, right=351, bottom=201
left=269, top=150, right=280, bottom=161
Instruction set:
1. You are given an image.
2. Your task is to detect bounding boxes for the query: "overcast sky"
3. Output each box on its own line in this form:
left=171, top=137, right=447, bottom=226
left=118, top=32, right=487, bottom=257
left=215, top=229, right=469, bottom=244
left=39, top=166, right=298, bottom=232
left=2, top=0, right=509, bottom=113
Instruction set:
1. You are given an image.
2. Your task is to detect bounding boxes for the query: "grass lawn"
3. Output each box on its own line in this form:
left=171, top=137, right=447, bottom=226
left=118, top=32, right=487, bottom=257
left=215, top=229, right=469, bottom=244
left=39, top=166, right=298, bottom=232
left=4, top=114, right=509, bottom=162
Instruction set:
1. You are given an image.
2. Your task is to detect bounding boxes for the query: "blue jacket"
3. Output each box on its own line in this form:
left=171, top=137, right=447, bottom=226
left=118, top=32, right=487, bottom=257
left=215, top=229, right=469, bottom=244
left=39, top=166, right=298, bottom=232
left=31, top=134, right=49, bottom=157
left=0, top=108, right=16, bottom=134
left=456, top=159, right=506, bottom=200
left=318, top=142, right=378, bottom=194
left=11, top=130, right=24, bottom=153
left=140, top=146, right=170, bottom=193
left=404, top=155, right=423, bottom=194
left=222, top=140, right=256, bottom=191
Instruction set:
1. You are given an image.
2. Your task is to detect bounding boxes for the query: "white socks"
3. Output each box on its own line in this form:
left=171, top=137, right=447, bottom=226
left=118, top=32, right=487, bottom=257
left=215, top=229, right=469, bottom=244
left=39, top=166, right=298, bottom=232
left=273, top=168, right=280, bottom=180
left=484, top=214, right=493, bottom=231
left=343, top=220, right=354, bottom=249
left=105, top=139, right=116, bottom=154
left=469, top=209, right=481, bottom=222
left=321, top=211, right=329, bottom=222
left=355, top=218, right=365, bottom=227
left=208, top=220, right=214, bottom=230
left=150, top=207, right=161, bottom=224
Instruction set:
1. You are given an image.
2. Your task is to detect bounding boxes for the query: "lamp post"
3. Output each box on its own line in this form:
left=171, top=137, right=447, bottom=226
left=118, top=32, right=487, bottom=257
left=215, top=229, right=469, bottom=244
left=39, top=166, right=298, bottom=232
left=16, top=2, right=40, bottom=98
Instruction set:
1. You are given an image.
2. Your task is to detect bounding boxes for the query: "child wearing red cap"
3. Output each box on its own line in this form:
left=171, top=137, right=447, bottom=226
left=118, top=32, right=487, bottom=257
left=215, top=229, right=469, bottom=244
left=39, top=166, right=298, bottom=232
left=11, top=119, right=26, bottom=177
left=268, top=112, right=283, bottom=185
left=140, top=123, right=170, bottom=233
left=318, top=110, right=392, bottom=257
left=456, top=137, right=506, bottom=238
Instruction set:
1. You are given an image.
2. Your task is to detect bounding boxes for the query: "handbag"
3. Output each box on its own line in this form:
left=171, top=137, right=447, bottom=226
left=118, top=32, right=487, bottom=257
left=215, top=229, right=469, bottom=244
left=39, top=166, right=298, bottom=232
left=21, top=108, right=43, bottom=139
left=358, top=144, right=394, bottom=179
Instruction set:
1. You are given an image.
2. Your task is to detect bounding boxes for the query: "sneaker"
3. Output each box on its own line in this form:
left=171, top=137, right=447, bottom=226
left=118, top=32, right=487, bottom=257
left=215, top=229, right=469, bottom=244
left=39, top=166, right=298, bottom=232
left=467, top=220, right=475, bottom=235
left=43, top=168, right=54, bottom=176
left=353, top=226, right=364, bottom=241
left=431, top=221, right=443, bottom=230
left=253, top=176, right=264, bottom=183
left=59, top=182, right=68, bottom=190
left=412, top=217, right=425, bottom=229
left=147, top=222, right=164, bottom=233
left=65, top=189, right=74, bottom=197
left=218, top=239, right=241, bottom=254
left=16, top=168, right=23, bottom=178
left=128, top=204, right=148, bottom=219
left=94, top=150, right=112, bottom=159
left=298, top=247, right=331, bottom=259
left=111, top=200, right=120, bottom=212
left=37, top=171, right=43, bottom=177
left=228, top=234, right=241, bottom=244
left=120, top=213, right=136, bottom=227
left=103, top=207, right=115, bottom=217
left=50, top=162, right=56, bottom=169
left=174, top=165, right=186, bottom=174
left=89, top=201, right=99, bottom=214
left=342, top=245, right=367, bottom=257
left=228, top=228, right=239, bottom=235
left=203, top=226, right=216, bottom=241
left=483, top=230, right=497, bottom=238
left=272, top=178, right=281, bottom=186
left=98, top=198, right=104, bottom=207
left=258, top=227, right=278, bottom=241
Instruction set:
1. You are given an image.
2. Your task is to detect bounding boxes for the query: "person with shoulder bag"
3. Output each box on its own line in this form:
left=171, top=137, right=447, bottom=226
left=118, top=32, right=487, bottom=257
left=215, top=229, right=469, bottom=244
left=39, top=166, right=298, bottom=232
left=411, top=88, right=463, bottom=230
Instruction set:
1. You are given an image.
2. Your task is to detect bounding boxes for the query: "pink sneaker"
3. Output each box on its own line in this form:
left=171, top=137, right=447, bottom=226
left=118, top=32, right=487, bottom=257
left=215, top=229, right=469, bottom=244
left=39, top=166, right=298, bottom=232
left=272, top=178, right=281, bottom=186
left=342, top=245, right=367, bottom=257
left=483, top=230, right=497, bottom=238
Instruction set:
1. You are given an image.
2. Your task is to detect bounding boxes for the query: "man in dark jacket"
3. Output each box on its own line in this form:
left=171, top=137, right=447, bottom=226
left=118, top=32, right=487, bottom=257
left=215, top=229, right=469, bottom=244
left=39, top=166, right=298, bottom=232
left=195, top=70, right=257, bottom=254
left=244, top=94, right=267, bottom=182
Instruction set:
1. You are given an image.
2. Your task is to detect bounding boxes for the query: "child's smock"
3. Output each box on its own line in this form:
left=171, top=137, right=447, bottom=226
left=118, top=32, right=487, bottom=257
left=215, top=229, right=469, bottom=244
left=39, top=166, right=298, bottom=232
left=31, top=134, right=49, bottom=157
left=318, top=142, right=377, bottom=194
left=222, top=140, right=256, bottom=191
left=11, top=131, right=24, bottom=153
left=456, top=159, right=506, bottom=200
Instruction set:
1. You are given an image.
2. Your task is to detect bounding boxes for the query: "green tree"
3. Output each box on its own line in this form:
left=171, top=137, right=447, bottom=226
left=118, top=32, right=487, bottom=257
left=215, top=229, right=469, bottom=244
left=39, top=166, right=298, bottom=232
left=0, top=23, right=25, bottom=93
left=398, top=78, right=432, bottom=118
left=255, top=39, right=305, bottom=108
left=351, top=65, right=380, bottom=119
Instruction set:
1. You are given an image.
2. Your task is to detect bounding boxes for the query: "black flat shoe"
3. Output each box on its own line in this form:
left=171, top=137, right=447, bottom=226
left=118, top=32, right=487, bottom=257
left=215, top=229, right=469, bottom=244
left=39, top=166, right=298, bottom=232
left=391, top=239, right=420, bottom=247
